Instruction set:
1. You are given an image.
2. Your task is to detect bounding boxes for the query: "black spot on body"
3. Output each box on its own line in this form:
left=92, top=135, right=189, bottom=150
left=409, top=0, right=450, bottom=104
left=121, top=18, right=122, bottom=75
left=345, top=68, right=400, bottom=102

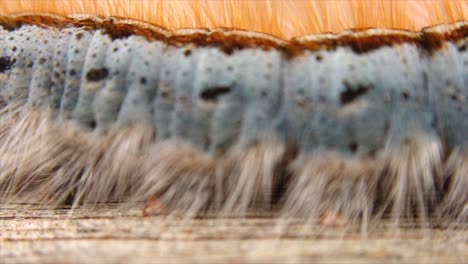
left=458, top=44, right=466, bottom=52
left=340, top=81, right=371, bottom=104
left=401, top=91, right=409, bottom=100
left=450, top=94, right=459, bottom=102
left=11, top=46, right=17, bottom=52
left=38, top=58, right=46, bottom=65
left=86, top=68, right=109, bottom=82
left=75, top=33, right=83, bottom=40
left=160, top=91, right=169, bottom=98
left=89, top=120, right=96, bottom=129
left=349, top=141, right=358, bottom=153
left=0, top=57, right=13, bottom=73
left=223, top=47, right=234, bottom=55
left=184, top=49, right=192, bottom=56
left=69, top=69, right=76, bottom=76
left=200, top=86, right=231, bottom=102
left=140, top=77, right=147, bottom=84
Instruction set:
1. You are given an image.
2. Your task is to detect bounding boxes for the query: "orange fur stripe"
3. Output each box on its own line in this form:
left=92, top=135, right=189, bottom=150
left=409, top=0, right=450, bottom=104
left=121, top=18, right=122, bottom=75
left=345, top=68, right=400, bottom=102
left=0, top=0, right=466, bottom=38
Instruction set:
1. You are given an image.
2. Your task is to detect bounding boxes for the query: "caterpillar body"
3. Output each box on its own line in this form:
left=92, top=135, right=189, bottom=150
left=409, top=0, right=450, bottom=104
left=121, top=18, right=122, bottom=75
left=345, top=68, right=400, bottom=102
left=0, top=14, right=466, bottom=230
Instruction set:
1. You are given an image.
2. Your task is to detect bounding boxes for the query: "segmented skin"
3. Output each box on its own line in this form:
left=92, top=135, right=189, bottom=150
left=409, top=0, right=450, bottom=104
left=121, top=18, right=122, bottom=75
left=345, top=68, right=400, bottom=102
left=0, top=16, right=467, bottom=223
left=0, top=19, right=466, bottom=156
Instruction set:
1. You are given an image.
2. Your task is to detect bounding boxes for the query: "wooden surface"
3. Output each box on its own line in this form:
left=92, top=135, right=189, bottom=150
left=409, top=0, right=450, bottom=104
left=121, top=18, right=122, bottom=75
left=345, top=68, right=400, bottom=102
left=0, top=203, right=466, bottom=264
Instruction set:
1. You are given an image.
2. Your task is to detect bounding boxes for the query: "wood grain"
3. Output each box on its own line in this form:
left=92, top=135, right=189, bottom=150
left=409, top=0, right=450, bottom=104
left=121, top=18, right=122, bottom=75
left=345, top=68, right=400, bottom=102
left=0, top=203, right=466, bottom=264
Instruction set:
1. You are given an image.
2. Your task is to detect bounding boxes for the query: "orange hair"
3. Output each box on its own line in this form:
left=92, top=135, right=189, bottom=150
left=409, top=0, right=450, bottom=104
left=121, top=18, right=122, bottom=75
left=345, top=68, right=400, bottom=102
left=0, top=0, right=466, bottom=39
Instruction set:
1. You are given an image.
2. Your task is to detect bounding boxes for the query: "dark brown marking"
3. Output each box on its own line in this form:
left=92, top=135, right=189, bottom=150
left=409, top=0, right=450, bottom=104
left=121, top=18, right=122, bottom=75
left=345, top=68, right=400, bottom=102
left=340, top=82, right=371, bottom=105
left=86, top=68, right=109, bottom=82
left=0, top=14, right=466, bottom=58
left=200, top=86, right=231, bottom=102
left=0, top=57, right=12, bottom=73
left=75, top=32, right=83, bottom=40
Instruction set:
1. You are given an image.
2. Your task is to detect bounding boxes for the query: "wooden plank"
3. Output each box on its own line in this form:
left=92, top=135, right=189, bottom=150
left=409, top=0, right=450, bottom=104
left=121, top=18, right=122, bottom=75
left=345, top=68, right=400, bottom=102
left=0, top=203, right=466, bottom=264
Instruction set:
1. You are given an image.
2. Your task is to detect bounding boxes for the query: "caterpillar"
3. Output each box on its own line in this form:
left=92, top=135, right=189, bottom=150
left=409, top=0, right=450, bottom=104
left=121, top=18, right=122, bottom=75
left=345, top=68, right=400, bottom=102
left=0, top=6, right=466, bottom=233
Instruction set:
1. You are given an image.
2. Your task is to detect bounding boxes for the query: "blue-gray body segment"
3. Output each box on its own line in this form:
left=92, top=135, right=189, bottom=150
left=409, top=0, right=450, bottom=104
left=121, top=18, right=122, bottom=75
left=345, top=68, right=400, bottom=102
left=94, top=36, right=135, bottom=129
left=49, top=28, right=73, bottom=110
left=152, top=46, right=179, bottom=141
left=73, top=30, right=111, bottom=127
left=170, top=46, right=198, bottom=142
left=428, top=41, right=468, bottom=148
left=60, top=29, right=92, bottom=119
left=118, top=37, right=163, bottom=126
left=3, top=26, right=46, bottom=102
left=26, top=28, right=56, bottom=108
left=0, top=24, right=466, bottom=155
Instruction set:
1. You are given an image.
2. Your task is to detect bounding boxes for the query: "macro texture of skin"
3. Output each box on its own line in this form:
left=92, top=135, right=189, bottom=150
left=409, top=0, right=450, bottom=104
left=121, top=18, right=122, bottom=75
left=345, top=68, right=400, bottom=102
left=0, top=14, right=466, bottom=233
left=0, top=1, right=466, bottom=235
